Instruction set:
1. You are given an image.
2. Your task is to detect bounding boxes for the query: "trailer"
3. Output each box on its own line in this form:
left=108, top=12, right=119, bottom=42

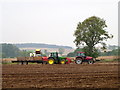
left=12, top=56, right=48, bottom=65
left=12, top=49, right=48, bottom=65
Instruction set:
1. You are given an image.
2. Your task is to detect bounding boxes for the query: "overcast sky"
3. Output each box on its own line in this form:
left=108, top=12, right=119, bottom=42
left=0, top=0, right=119, bottom=48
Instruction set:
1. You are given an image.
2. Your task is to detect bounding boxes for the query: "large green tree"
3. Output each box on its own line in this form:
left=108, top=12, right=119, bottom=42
left=74, top=16, right=113, bottom=57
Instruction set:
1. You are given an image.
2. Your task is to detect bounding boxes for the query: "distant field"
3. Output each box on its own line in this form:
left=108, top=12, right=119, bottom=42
left=96, top=56, right=120, bottom=60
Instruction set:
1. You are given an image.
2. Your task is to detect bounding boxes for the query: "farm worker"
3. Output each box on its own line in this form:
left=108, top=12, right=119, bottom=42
left=30, top=53, right=34, bottom=57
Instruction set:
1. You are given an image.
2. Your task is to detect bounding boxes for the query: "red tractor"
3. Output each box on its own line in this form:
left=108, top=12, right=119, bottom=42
left=75, top=52, right=95, bottom=64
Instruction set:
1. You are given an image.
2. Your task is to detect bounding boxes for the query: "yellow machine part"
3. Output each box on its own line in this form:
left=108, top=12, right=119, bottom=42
left=48, top=59, right=54, bottom=64
left=60, top=60, right=65, bottom=64
left=36, top=49, right=41, bottom=51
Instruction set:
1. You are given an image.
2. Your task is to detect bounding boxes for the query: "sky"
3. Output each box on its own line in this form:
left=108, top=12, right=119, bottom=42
left=0, top=0, right=119, bottom=48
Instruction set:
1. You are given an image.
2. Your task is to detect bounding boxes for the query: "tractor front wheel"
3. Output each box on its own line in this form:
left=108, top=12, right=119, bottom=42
left=88, top=60, right=94, bottom=64
left=75, top=58, right=82, bottom=64
left=60, top=59, right=66, bottom=64
left=48, top=58, right=54, bottom=64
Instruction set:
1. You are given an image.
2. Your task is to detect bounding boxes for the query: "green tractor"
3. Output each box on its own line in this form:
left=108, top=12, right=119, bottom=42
left=47, top=52, right=66, bottom=64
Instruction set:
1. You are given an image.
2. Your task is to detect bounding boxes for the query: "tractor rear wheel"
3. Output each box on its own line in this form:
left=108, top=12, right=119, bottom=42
left=48, top=58, right=54, bottom=64
left=88, top=60, right=94, bottom=64
left=60, top=59, right=66, bottom=64
left=75, top=58, right=82, bottom=64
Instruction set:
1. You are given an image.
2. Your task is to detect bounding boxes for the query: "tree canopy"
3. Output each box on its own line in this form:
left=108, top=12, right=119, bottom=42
left=74, top=16, right=113, bottom=58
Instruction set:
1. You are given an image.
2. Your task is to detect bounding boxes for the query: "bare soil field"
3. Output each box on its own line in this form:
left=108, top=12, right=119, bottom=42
left=2, top=62, right=120, bottom=89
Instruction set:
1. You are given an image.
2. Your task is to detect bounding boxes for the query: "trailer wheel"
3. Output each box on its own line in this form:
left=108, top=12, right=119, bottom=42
left=48, top=58, right=54, bottom=64
left=18, top=62, right=23, bottom=65
left=60, top=59, right=66, bottom=64
left=75, top=58, right=82, bottom=64
left=88, top=60, right=94, bottom=64
left=23, top=62, right=27, bottom=65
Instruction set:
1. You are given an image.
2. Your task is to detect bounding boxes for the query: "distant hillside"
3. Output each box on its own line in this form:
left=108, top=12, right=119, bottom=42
left=14, top=43, right=73, bottom=49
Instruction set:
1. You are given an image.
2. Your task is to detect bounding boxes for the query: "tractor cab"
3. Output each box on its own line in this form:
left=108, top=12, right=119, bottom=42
left=76, top=52, right=86, bottom=59
left=50, top=52, right=58, bottom=57
left=77, top=52, right=85, bottom=56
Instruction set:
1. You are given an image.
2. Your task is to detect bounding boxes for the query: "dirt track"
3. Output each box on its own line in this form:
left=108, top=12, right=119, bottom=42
left=2, top=62, right=120, bottom=89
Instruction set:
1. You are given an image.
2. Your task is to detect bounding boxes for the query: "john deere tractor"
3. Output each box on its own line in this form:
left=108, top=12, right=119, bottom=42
left=47, top=52, right=67, bottom=64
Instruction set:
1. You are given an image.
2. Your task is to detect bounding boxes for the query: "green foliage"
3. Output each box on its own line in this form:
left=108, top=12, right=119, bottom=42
left=2, top=43, right=20, bottom=58
left=82, top=46, right=100, bottom=58
left=74, top=16, right=113, bottom=58
left=67, top=47, right=119, bottom=58
left=67, top=47, right=99, bottom=58
left=100, top=48, right=120, bottom=56
left=67, top=52, right=75, bottom=57
left=74, top=48, right=83, bottom=53
left=67, top=48, right=83, bottom=57
left=44, top=49, right=49, bottom=56
left=42, top=54, right=47, bottom=57
left=19, top=50, right=33, bottom=57
left=1, top=43, right=35, bottom=58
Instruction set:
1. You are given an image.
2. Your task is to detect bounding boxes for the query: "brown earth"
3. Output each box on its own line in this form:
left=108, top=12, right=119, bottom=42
left=2, top=62, right=120, bottom=89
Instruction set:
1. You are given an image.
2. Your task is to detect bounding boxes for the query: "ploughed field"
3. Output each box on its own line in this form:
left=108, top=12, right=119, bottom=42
left=2, top=62, right=119, bottom=89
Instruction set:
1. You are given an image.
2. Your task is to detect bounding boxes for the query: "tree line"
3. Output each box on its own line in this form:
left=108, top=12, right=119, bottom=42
left=1, top=43, right=119, bottom=58
left=1, top=44, right=33, bottom=58
left=1, top=44, right=66, bottom=58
